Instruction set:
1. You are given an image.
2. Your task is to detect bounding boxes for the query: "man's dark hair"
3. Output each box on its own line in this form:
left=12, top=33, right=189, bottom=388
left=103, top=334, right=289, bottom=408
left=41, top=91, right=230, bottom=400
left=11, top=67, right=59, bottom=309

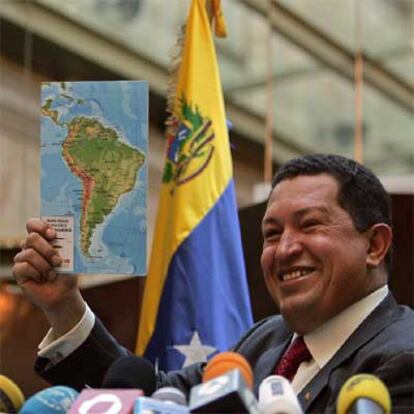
left=272, top=154, right=393, bottom=272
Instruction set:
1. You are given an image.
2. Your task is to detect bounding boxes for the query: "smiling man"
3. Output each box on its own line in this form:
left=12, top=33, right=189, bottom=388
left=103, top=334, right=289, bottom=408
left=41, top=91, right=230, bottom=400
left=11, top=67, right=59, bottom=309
left=230, top=154, right=413, bottom=412
left=13, top=154, right=414, bottom=413
left=261, top=173, right=388, bottom=334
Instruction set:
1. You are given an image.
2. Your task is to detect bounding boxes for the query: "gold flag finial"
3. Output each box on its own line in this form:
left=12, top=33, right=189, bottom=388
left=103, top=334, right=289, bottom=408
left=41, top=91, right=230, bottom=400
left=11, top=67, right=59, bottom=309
left=209, top=0, right=227, bottom=37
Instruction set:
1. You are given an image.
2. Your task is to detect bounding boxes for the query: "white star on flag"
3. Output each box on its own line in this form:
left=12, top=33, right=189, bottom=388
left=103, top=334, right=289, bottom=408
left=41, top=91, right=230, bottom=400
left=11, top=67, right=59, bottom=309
left=173, top=331, right=216, bottom=368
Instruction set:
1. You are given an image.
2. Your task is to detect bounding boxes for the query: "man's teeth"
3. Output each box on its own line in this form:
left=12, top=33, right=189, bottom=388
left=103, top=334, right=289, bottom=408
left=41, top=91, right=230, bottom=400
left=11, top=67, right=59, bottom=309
left=282, top=269, right=313, bottom=281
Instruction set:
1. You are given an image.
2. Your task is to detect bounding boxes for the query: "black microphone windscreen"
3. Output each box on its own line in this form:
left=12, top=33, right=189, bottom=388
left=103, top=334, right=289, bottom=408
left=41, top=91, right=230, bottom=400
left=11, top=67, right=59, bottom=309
left=102, top=355, right=156, bottom=396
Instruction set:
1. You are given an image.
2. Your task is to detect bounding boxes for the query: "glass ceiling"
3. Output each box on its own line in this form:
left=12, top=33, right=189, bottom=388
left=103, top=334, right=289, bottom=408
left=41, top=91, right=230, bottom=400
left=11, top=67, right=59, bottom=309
left=278, top=0, right=413, bottom=84
left=36, top=0, right=413, bottom=176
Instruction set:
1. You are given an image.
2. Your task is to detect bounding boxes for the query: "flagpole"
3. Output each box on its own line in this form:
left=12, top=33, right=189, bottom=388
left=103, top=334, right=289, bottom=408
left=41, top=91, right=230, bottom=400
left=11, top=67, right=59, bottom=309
left=354, top=0, right=364, bottom=164
left=264, top=0, right=274, bottom=183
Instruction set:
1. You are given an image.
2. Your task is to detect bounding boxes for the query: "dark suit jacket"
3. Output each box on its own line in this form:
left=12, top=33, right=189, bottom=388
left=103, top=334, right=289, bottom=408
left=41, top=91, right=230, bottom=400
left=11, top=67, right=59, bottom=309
left=36, top=293, right=414, bottom=413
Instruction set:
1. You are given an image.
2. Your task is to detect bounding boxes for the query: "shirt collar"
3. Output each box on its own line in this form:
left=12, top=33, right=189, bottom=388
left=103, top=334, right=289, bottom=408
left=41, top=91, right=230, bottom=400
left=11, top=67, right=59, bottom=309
left=303, top=285, right=389, bottom=369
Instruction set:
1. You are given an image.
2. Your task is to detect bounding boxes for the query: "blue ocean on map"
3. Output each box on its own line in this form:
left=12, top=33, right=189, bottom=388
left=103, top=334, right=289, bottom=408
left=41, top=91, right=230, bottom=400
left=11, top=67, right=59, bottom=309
left=41, top=81, right=148, bottom=275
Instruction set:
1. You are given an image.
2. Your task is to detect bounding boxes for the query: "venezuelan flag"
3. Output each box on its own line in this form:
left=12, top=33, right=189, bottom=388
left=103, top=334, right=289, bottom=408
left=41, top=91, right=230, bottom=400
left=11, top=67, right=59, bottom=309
left=135, top=0, right=253, bottom=371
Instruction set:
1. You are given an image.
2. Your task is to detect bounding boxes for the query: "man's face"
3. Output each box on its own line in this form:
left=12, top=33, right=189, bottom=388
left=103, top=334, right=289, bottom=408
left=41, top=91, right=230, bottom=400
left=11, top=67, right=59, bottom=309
left=261, top=174, right=382, bottom=334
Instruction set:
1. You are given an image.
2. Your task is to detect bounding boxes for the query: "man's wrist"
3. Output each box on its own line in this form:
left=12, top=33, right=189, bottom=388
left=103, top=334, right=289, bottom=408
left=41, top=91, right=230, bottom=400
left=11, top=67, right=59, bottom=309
left=39, top=303, right=95, bottom=366
left=44, top=290, right=86, bottom=337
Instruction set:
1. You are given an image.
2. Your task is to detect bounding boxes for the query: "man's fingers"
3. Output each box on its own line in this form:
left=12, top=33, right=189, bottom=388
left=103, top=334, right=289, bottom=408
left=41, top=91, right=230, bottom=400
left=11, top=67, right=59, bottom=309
left=23, top=232, right=61, bottom=265
left=15, top=220, right=62, bottom=285
left=26, top=218, right=56, bottom=240
left=12, top=261, right=43, bottom=284
left=14, top=247, right=61, bottom=281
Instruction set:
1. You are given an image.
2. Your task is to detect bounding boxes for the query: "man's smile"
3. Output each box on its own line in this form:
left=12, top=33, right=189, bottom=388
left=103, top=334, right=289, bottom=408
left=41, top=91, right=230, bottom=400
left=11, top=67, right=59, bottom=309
left=277, top=266, right=316, bottom=282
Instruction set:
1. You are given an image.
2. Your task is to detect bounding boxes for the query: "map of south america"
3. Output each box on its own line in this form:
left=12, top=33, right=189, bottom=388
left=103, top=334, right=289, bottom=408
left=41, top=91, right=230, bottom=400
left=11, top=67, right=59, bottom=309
left=62, top=117, right=145, bottom=256
left=41, top=81, right=147, bottom=275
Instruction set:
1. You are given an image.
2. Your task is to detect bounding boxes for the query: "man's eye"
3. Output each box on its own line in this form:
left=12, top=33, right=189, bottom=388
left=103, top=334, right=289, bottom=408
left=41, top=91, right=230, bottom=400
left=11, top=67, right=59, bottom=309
left=302, top=220, right=319, bottom=229
left=264, top=230, right=281, bottom=240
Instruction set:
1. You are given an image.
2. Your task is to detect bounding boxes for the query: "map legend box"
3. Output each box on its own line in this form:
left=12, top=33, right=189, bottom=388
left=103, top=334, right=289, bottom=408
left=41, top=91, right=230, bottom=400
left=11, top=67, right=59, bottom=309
left=40, top=81, right=147, bottom=275
left=43, top=216, right=75, bottom=272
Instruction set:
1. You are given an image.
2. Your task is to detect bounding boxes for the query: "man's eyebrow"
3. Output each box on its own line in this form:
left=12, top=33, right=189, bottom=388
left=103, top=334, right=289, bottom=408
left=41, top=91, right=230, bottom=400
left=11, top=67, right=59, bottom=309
left=293, top=206, right=329, bottom=219
left=262, top=216, right=281, bottom=227
left=262, top=206, right=330, bottom=228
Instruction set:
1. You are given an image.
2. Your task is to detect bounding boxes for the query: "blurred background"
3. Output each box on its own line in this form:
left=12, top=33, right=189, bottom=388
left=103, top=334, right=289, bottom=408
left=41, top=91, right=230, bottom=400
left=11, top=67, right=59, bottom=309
left=0, top=0, right=413, bottom=396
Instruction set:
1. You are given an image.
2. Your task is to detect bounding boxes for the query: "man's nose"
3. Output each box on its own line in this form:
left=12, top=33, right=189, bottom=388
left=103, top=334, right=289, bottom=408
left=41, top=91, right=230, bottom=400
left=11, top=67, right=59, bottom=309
left=275, top=231, right=303, bottom=262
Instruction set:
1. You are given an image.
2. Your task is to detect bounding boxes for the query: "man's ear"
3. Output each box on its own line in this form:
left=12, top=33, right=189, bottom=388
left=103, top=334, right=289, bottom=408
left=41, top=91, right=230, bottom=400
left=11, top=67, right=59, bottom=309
left=366, top=223, right=393, bottom=268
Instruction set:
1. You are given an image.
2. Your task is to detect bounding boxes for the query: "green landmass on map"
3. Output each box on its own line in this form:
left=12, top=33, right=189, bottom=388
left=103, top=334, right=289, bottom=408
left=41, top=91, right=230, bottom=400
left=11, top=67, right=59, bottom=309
left=41, top=99, right=60, bottom=125
left=60, top=116, right=145, bottom=256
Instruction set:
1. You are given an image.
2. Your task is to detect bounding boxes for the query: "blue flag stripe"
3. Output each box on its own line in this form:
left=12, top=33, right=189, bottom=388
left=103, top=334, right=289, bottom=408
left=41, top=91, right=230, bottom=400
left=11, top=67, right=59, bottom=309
left=144, top=180, right=253, bottom=370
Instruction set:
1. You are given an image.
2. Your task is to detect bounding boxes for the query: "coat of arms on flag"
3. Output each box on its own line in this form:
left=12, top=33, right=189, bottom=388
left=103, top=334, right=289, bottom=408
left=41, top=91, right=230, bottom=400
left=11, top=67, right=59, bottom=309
left=163, top=97, right=215, bottom=188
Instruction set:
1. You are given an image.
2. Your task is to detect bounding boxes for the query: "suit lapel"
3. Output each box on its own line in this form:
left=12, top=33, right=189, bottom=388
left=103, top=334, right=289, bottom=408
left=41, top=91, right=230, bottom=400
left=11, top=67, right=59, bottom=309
left=253, top=328, right=292, bottom=394
left=298, top=293, right=398, bottom=411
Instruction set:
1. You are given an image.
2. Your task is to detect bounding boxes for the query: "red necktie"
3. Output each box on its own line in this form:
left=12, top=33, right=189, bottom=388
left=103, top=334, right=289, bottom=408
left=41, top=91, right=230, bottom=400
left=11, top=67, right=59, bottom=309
left=275, top=336, right=312, bottom=382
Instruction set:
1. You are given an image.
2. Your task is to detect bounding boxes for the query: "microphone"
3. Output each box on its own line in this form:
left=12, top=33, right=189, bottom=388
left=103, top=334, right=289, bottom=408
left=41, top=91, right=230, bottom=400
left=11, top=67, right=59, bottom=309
left=68, top=389, right=143, bottom=414
left=0, top=375, right=25, bottom=414
left=19, top=386, right=78, bottom=414
left=188, top=351, right=259, bottom=413
left=202, top=351, right=254, bottom=389
left=336, top=373, right=391, bottom=414
left=258, top=375, right=303, bottom=414
left=152, top=386, right=187, bottom=406
left=133, top=386, right=189, bottom=413
left=102, top=355, right=157, bottom=396
left=70, top=356, right=156, bottom=414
